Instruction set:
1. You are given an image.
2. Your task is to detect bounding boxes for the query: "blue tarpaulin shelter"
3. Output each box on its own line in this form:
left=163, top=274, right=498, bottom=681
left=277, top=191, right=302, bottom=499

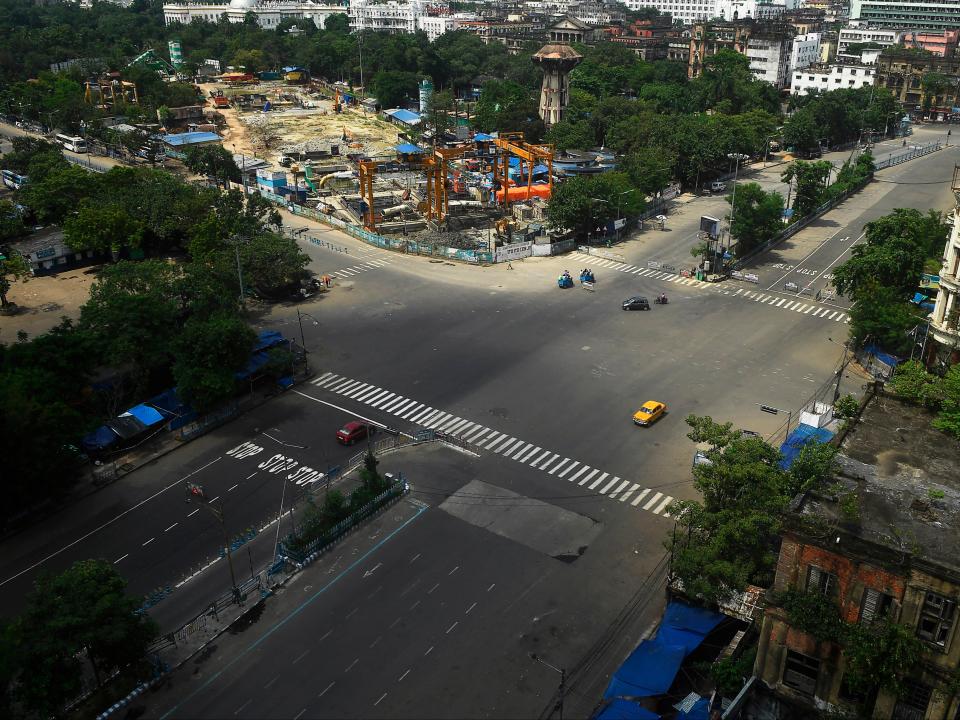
left=253, top=330, right=286, bottom=352
left=384, top=108, right=421, bottom=126
left=82, top=425, right=120, bottom=452
left=125, top=404, right=164, bottom=427
left=779, top=423, right=834, bottom=469
left=602, top=601, right=725, bottom=707
left=863, top=344, right=901, bottom=369
left=395, top=143, right=424, bottom=154
left=676, top=698, right=711, bottom=719
left=473, top=132, right=495, bottom=141
left=595, top=699, right=660, bottom=720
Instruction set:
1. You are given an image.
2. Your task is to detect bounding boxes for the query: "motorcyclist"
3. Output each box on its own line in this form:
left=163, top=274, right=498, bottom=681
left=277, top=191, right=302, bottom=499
left=658, top=292, right=667, bottom=304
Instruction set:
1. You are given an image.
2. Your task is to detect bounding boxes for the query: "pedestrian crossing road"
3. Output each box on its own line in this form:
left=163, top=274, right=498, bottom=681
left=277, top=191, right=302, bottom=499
left=568, top=252, right=850, bottom=324
left=309, top=372, right=676, bottom=519
left=330, top=257, right=393, bottom=279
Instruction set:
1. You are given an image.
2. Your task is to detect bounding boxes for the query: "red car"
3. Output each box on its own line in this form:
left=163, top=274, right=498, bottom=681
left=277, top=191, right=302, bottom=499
left=336, top=420, right=374, bottom=445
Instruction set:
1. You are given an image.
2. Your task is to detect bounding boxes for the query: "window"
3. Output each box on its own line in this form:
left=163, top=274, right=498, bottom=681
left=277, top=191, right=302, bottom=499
left=782, top=650, right=820, bottom=695
left=893, top=681, right=932, bottom=720
left=916, top=591, right=955, bottom=648
left=860, top=588, right=894, bottom=624
left=807, top=566, right=838, bottom=597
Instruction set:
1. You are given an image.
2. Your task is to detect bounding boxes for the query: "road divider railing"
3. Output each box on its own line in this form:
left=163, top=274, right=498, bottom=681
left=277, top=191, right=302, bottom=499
left=874, top=140, right=942, bottom=170
left=278, top=479, right=409, bottom=566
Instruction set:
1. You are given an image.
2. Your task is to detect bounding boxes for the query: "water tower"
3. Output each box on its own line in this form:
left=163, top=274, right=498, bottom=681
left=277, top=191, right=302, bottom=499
left=532, top=44, right=582, bottom=128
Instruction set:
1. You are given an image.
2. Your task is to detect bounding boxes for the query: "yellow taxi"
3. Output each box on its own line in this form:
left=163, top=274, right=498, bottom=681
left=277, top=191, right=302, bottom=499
left=633, top=400, right=666, bottom=426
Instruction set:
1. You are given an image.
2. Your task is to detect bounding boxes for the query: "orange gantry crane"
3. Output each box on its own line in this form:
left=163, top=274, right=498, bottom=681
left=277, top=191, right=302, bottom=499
left=423, top=145, right=473, bottom=223
left=358, top=159, right=377, bottom=230
left=492, top=133, right=554, bottom=210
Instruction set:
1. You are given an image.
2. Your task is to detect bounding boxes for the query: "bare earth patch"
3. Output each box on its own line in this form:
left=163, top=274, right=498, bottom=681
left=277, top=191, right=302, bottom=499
left=0, top=267, right=100, bottom=342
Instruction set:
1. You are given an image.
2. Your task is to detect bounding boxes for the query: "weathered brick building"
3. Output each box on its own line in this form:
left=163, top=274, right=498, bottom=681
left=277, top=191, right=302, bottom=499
left=753, top=394, right=960, bottom=719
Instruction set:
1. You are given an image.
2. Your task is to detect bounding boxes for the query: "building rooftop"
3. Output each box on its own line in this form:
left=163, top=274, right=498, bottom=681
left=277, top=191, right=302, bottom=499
left=162, top=131, right=221, bottom=146
left=791, top=393, right=960, bottom=578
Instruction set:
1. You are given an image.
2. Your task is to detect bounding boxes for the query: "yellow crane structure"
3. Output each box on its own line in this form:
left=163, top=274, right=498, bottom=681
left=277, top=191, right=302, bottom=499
left=423, top=146, right=473, bottom=223
left=358, top=160, right=377, bottom=230
left=492, top=133, right=554, bottom=210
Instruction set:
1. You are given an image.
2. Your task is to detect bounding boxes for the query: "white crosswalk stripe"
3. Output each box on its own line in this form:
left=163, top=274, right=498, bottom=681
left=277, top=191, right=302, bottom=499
left=329, top=258, right=392, bottom=279
left=309, top=373, right=674, bottom=517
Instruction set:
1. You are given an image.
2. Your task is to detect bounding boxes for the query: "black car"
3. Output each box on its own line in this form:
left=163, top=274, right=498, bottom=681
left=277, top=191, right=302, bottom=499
left=622, top=296, right=650, bottom=311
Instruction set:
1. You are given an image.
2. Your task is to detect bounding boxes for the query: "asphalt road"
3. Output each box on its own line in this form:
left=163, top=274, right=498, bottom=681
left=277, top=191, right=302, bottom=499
left=1, top=121, right=954, bottom=719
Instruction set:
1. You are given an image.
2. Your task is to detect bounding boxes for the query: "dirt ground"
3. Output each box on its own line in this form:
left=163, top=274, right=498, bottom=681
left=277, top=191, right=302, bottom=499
left=0, top=266, right=101, bottom=342
left=204, top=81, right=402, bottom=161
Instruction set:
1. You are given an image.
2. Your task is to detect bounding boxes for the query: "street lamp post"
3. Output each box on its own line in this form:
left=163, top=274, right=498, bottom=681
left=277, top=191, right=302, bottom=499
left=530, top=653, right=566, bottom=720
left=186, top=484, right=241, bottom=603
left=726, top=152, right=750, bottom=254
left=296, top=308, right=319, bottom=373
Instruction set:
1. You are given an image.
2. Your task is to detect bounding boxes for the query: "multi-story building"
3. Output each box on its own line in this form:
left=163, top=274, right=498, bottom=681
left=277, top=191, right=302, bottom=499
left=930, top=169, right=960, bottom=361
left=790, top=61, right=875, bottom=94
left=784, top=6, right=825, bottom=33
left=902, top=29, right=960, bottom=56
left=622, top=0, right=716, bottom=24
left=850, top=0, right=960, bottom=30
left=875, top=48, right=960, bottom=114
left=688, top=20, right=752, bottom=78
left=753, top=392, right=960, bottom=719
left=163, top=0, right=348, bottom=28
left=790, top=31, right=821, bottom=72
left=564, top=0, right=625, bottom=25
left=609, top=17, right=678, bottom=60
left=837, top=25, right=905, bottom=53
left=348, top=0, right=454, bottom=39
left=747, top=21, right=796, bottom=87
left=819, top=30, right=838, bottom=61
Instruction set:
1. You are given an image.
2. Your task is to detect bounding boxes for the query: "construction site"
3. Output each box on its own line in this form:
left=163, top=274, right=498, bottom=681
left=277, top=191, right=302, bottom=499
left=195, top=74, right=571, bottom=257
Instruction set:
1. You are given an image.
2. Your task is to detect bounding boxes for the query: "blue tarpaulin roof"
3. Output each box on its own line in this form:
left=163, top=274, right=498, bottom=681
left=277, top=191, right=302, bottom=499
left=254, top=330, right=286, bottom=352
left=124, top=404, right=165, bottom=428
left=676, top=698, right=710, bottom=719
left=864, top=343, right=901, bottom=368
left=474, top=132, right=495, bottom=141
left=779, top=423, right=835, bottom=469
left=595, top=699, right=660, bottom=720
left=602, top=602, right=724, bottom=704
left=236, top=351, right=272, bottom=381
left=384, top=108, right=421, bottom=125
left=395, top=143, right=424, bottom=154
left=82, top=425, right=120, bottom=452
left=147, top=388, right=188, bottom=418
left=162, top=132, right=221, bottom=147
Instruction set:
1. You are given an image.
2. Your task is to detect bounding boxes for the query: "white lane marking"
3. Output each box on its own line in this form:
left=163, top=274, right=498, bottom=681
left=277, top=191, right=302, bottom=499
left=293, top=649, right=310, bottom=664
left=631, top=488, right=651, bottom=507
left=466, top=601, right=477, bottom=614
left=510, top=442, right=534, bottom=459
left=187, top=509, right=200, bottom=517
left=440, top=416, right=465, bottom=432
left=418, top=410, right=442, bottom=425
left=228, top=484, right=238, bottom=492
left=481, top=432, right=504, bottom=449
left=294, top=709, right=306, bottom=720
left=354, top=386, right=383, bottom=402
left=453, top=421, right=475, bottom=436
left=235, top=699, right=252, bottom=715
left=398, top=669, right=411, bottom=682
left=796, top=304, right=808, bottom=313
left=424, top=646, right=434, bottom=656
left=392, top=399, right=416, bottom=415
left=828, top=311, right=838, bottom=320
left=334, top=380, right=362, bottom=394
left=835, top=313, right=845, bottom=322
left=165, top=523, right=178, bottom=532
left=599, top=476, right=623, bottom=494
left=142, top=537, right=155, bottom=547
left=487, top=583, right=496, bottom=592
left=463, top=426, right=489, bottom=442
left=607, top=480, right=630, bottom=498
left=587, top=471, right=608, bottom=490
left=370, top=392, right=396, bottom=408
left=446, top=621, right=458, bottom=634
left=619, top=484, right=641, bottom=502
left=774, top=298, right=786, bottom=307
left=518, top=445, right=542, bottom=462
left=653, top=496, right=673, bottom=515
left=382, top=396, right=407, bottom=412
left=401, top=402, right=425, bottom=419
left=114, top=553, right=128, bottom=564
left=643, top=492, right=664, bottom=510
left=425, top=412, right=452, bottom=428
left=409, top=407, right=435, bottom=423
left=566, top=465, right=589, bottom=483
left=550, top=459, right=572, bottom=475
left=345, top=658, right=359, bottom=672
left=448, top=565, right=459, bottom=576
left=427, top=583, right=440, bottom=594
left=494, top=437, right=519, bottom=453
left=318, top=682, right=335, bottom=698
left=557, top=461, right=579, bottom=478
left=804, top=306, right=814, bottom=314
left=315, top=371, right=334, bottom=384
left=530, top=450, right=554, bottom=468
left=576, top=467, right=598, bottom=486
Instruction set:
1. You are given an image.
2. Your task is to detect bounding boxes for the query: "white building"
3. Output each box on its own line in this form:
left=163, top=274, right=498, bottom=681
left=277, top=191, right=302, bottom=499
left=790, top=31, right=821, bottom=72
left=620, top=0, right=797, bottom=25
left=789, top=62, right=875, bottom=94
left=747, top=29, right=793, bottom=87
left=348, top=0, right=455, bottom=39
left=931, top=206, right=960, bottom=356
left=837, top=25, right=903, bottom=52
left=163, top=0, right=349, bottom=28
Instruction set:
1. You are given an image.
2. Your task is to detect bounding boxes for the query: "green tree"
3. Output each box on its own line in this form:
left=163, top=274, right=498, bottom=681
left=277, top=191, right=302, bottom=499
left=890, top=360, right=944, bottom=408
left=172, top=312, right=256, bottom=413
left=846, top=281, right=922, bottom=353
left=782, top=107, right=819, bottom=155
left=546, top=172, right=642, bottom=240
left=63, top=200, right=146, bottom=255
left=370, top=70, right=419, bottom=109
left=781, top=160, right=831, bottom=217
left=619, top=147, right=675, bottom=197
left=787, top=442, right=838, bottom=497
left=727, top=182, right=784, bottom=256
left=183, top=145, right=241, bottom=187
left=9, top=559, right=157, bottom=716
left=423, top=88, right=455, bottom=140
left=473, top=79, right=543, bottom=141
left=932, top=364, right=960, bottom=438
left=231, top=48, right=267, bottom=73
left=0, top=244, right=29, bottom=309
left=19, top=163, right=93, bottom=225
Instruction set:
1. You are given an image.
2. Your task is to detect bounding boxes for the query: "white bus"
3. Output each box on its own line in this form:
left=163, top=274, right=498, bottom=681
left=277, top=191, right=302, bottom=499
left=55, top=134, right=88, bottom=153
left=1, top=169, right=27, bottom=190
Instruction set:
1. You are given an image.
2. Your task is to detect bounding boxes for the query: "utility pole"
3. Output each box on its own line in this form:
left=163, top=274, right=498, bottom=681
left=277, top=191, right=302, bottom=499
left=186, top=483, right=240, bottom=603
left=530, top=653, right=566, bottom=720
left=726, top=152, right=749, bottom=253
left=296, top=308, right=319, bottom=374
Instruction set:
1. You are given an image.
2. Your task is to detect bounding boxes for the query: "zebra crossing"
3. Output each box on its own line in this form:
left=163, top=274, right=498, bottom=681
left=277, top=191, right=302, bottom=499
left=309, top=372, right=675, bottom=518
left=568, top=252, right=850, bottom=324
left=330, top=258, right=392, bottom=279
